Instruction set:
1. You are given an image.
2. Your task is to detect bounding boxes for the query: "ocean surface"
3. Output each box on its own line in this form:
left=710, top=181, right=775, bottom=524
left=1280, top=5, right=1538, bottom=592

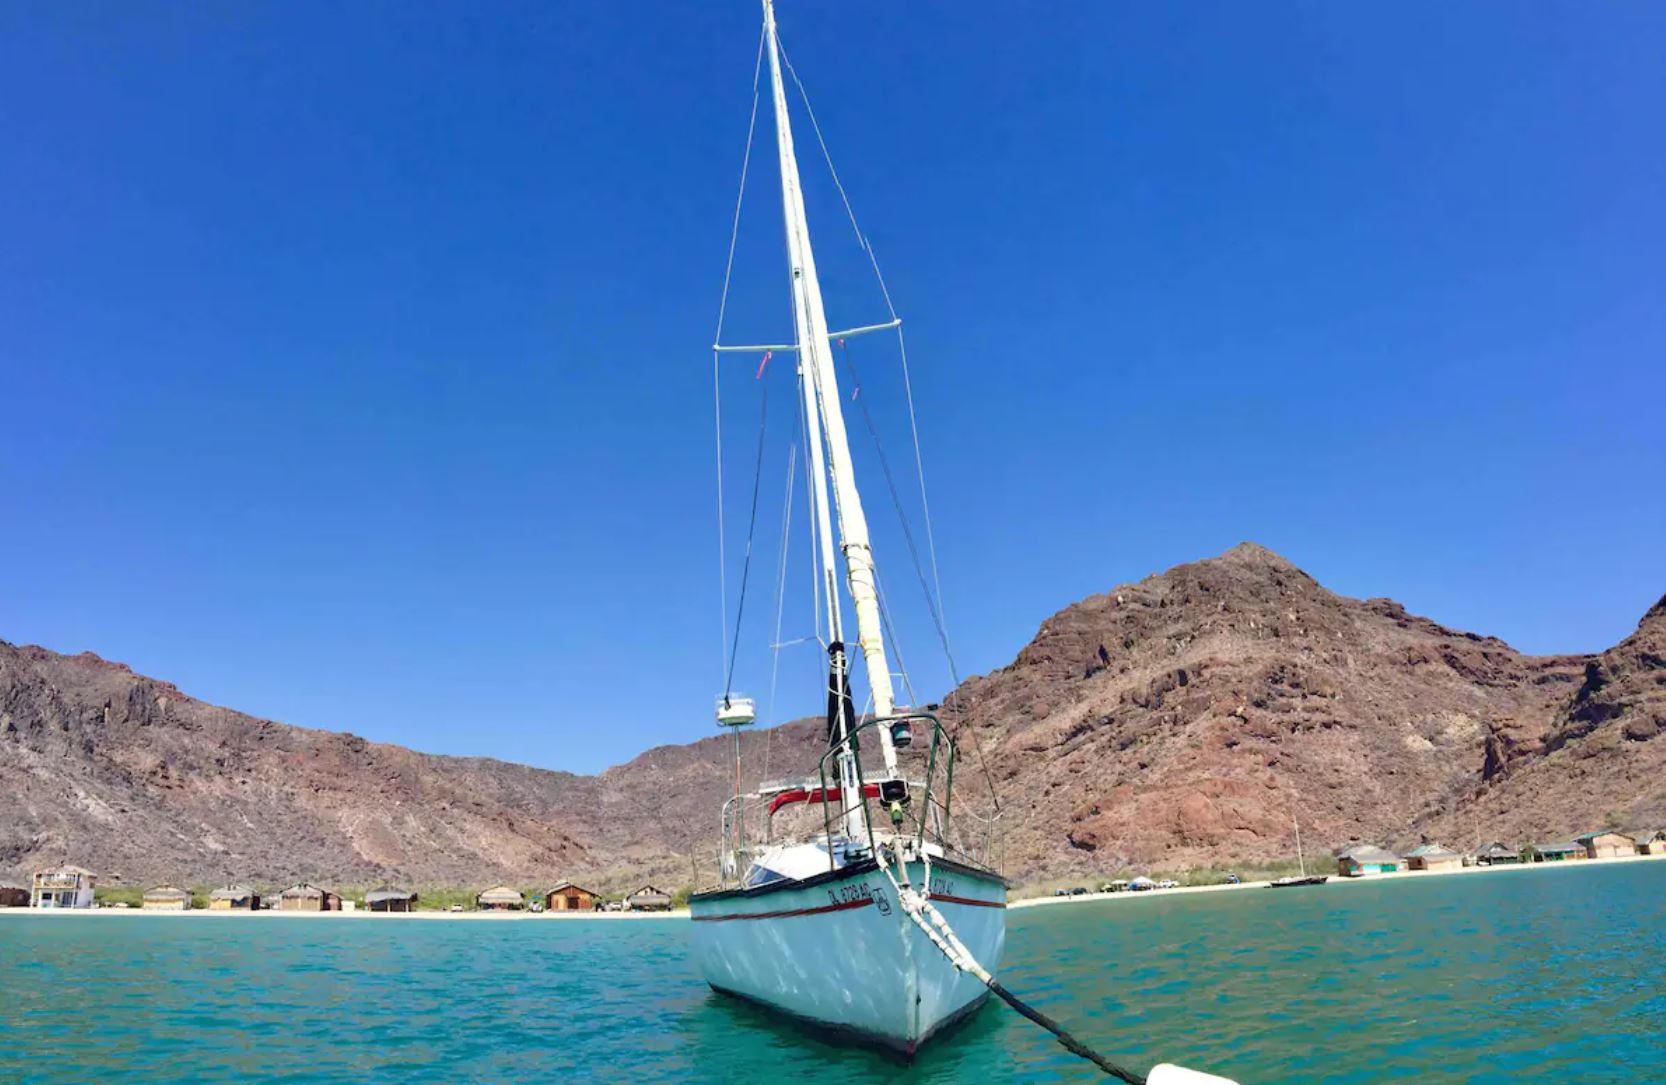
left=3, top=861, right=1663, bottom=1083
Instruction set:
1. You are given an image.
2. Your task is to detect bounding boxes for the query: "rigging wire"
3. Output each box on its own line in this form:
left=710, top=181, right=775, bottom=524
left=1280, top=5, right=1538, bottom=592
left=712, top=19, right=768, bottom=686
left=778, top=38, right=998, bottom=815
left=762, top=439, right=798, bottom=785
left=722, top=359, right=774, bottom=706
left=837, top=340, right=956, bottom=679
left=871, top=569, right=918, bottom=709
left=840, top=340, right=1002, bottom=815
left=779, top=38, right=955, bottom=662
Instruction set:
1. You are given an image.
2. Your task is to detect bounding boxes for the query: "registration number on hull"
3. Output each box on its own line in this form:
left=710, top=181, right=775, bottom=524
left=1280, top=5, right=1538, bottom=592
left=827, top=881, right=892, bottom=916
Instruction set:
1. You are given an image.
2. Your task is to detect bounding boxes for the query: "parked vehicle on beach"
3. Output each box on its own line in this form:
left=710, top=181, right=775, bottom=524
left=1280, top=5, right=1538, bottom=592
left=1100, top=880, right=1130, bottom=894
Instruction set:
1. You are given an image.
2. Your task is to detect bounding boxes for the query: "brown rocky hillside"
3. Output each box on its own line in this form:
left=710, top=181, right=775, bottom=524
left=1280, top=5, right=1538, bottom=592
left=936, top=544, right=1659, bottom=882
left=2, top=543, right=1659, bottom=891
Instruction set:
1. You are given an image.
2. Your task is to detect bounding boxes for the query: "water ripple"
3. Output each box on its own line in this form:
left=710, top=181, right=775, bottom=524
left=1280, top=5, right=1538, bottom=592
left=1, top=861, right=1663, bottom=1082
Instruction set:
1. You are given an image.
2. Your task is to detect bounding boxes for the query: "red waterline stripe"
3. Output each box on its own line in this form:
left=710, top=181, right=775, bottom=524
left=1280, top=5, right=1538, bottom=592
left=929, top=893, right=1005, bottom=910
left=692, top=898, right=874, bottom=923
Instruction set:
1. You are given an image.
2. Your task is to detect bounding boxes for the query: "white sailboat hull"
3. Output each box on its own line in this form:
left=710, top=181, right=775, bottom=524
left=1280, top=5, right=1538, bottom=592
left=690, top=857, right=1006, bottom=1055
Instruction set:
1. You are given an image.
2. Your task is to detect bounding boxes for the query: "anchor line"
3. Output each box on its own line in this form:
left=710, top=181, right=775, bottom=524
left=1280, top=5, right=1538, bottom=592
left=869, top=840, right=1146, bottom=1083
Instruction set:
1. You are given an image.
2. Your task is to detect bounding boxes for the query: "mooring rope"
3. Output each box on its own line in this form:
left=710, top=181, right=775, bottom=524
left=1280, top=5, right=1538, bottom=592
left=894, top=885, right=1147, bottom=1084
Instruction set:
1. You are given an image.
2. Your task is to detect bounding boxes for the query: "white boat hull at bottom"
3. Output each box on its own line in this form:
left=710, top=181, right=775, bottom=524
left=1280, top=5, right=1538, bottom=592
left=690, top=856, right=1006, bottom=1056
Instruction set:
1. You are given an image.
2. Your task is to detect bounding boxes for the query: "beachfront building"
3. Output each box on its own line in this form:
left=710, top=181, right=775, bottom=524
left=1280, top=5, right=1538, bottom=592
left=1476, top=842, right=1520, bottom=865
left=1634, top=830, right=1666, bottom=856
left=475, top=886, right=524, bottom=911
left=624, top=885, right=673, bottom=912
left=142, top=886, right=192, bottom=911
left=1527, top=842, right=1582, bottom=863
left=279, top=883, right=342, bottom=911
left=544, top=882, right=599, bottom=912
left=1335, top=846, right=1402, bottom=878
left=0, top=886, right=29, bottom=908
left=1576, top=830, right=1635, bottom=860
left=366, top=886, right=418, bottom=913
left=1404, top=844, right=1462, bottom=872
left=30, top=867, right=96, bottom=908
left=208, top=884, right=259, bottom=910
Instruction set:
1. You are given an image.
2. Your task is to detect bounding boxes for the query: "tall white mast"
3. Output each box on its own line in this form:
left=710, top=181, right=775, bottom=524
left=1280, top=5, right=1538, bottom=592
left=762, top=0, right=902, bottom=801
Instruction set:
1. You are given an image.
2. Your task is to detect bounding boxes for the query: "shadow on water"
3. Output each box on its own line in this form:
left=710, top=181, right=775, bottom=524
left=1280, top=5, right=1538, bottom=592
left=680, top=982, right=1016, bottom=1084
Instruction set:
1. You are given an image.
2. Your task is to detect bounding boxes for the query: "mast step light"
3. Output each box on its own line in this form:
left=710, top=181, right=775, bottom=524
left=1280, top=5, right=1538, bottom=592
left=716, top=696, right=756, bottom=728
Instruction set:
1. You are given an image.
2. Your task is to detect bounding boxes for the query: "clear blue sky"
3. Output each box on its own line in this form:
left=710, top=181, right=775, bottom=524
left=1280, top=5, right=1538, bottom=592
left=2, top=2, right=1661, bottom=774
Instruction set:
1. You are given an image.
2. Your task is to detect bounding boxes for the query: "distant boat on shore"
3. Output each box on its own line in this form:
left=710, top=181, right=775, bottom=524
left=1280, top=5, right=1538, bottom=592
left=1269, top=811, right=1329, bottom=889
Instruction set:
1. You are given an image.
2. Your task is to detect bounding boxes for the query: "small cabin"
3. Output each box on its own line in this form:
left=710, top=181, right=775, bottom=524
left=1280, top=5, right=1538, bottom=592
left=1404, top=844, right=1462, bottom=872
left=279, top=883, right=342, bottom=911
left=1335, top=846, right=1402, bottom=877
left=475, top=886, right=525, bottom=911
left=1576, top=830, right=1635, bottom=860
left=1475, top=842, right=1519, bottom=865
left=30, top=866, right=96, bottom=908
left=365, top=886, right=418, bottom=913
left=142, top=886, right=192, bottom=911
left=0, top=886, right=29, bottom=908
left=1527, top=842, right=1582, bottom=863
left=1634, top=830, right=1666, bottom=856
left=208, top=884, right=259, bottom=910
left=544, top=882, right=599, bottom=912
left=624, top=885, right=673, bottom=912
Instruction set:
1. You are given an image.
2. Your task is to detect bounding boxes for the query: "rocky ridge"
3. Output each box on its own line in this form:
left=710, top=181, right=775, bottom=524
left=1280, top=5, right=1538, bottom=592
left=2, top=544, right=1659, bottom=890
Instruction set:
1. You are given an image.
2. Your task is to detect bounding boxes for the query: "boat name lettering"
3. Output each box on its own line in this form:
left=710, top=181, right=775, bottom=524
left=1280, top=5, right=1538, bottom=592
left=827, top=881, right=888, bottom=915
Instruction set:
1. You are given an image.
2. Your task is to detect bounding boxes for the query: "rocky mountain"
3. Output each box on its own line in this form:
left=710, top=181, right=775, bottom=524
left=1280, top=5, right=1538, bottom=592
left=0, top=643, right=822, bottom=892
left=3, top=543, right=1659, bottom=891
left=939, top=544, right=1661, bottom=881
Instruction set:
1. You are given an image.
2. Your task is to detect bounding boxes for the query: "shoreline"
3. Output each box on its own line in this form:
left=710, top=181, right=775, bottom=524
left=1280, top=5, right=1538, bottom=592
left=1010, top=848, right=1666, bottom=909
left=0, top=907, right=691, bottom=920
left=7, top=852, right=1661, bottom=921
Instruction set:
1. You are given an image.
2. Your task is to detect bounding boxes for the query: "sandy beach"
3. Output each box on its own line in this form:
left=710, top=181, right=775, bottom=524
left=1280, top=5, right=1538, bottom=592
left=1010, top=848, right=1666, bottom=909
left=9, top=851, right=1661, bottom=920
left=0, top=905, right=690, bottom=920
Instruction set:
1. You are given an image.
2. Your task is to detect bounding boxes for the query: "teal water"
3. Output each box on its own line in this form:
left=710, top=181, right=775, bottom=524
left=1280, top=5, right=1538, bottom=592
left=3, top=861, right=1663, bottom=1083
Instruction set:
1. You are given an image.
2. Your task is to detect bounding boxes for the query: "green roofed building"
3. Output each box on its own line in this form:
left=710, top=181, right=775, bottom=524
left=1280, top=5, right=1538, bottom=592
left=1336, top=845, right=1402, bottom=877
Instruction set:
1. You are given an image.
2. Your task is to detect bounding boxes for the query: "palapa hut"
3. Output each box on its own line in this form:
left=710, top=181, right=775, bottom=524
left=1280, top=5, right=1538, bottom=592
left=208, top=884, right=259, bottom=910
left=1576, top=830, right=1635, bottom=860
left=543, top=882, right=599, bottom=912
left=624, top=885, right=673, bottom=912
left=1335, top=846, right=1402, bottom=877
left=279, top=883, right=342, bottom=911
left=142, top=885, right=192, bottom=911
left=0, top=886, right=29, bottom=908
left=1476, top=842, right=1519, bottom=865
left=1403, top=844, right=1463, bottom=872
left=30, top=866, right=96, bottom=908
left=365, top=886, right=418, bottom=913
left=475, top=886, right=525, bottom=911
left=1634, top=830, right=1666, bottom=856
left=1527, top=842, right=1582, bottom=862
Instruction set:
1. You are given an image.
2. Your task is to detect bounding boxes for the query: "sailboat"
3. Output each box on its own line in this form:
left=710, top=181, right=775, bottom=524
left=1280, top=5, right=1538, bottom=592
left=1269, top=811, right=1329, bottom=889
left=687, top=0, right=1007, bottom=1058
left=689, top=7, right=1243, bottom=1082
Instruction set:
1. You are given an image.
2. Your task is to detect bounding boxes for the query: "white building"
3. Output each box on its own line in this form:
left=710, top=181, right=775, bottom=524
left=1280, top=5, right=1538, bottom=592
left=31, top=866, right=97, bottom=908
